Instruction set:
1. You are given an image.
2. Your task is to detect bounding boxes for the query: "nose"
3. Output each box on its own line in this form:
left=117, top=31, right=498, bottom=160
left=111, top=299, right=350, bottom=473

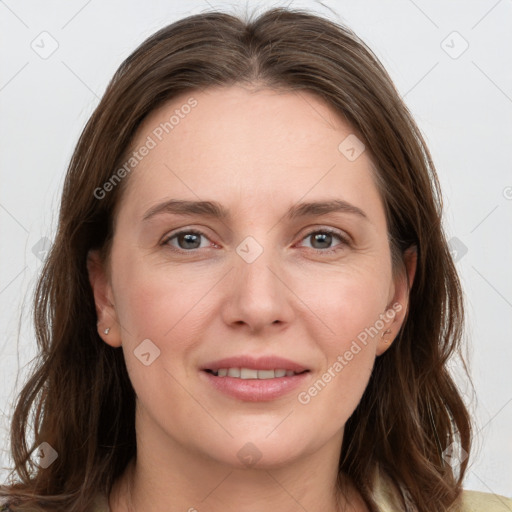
left=220, top=239, right=295, bottom=334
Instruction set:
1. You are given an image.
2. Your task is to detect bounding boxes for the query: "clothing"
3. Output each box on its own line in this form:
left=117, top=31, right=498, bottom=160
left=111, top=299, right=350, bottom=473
left=371, top=468, right=512, bottom=511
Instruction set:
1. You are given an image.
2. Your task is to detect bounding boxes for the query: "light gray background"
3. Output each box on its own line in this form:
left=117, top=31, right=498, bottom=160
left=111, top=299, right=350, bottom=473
left=1, top=0, right=511, bottom=498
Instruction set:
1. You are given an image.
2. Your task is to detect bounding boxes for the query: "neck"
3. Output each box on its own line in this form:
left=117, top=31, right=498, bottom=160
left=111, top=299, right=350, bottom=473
left=108, top=408, right=368, bottom=512
left=110, top=461, right=366, bottom=512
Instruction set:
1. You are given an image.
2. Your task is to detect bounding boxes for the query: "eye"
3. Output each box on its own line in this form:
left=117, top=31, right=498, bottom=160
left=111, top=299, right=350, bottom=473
left=161, top=229, right=213, bottom=252
left=298, top=228, right=349, bottom=255
left=161, top=227, right=350, bottom=256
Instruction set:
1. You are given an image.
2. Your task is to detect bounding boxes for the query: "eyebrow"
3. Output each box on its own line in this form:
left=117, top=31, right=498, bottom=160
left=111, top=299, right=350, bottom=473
left=142, top=199, right=368, bottom=223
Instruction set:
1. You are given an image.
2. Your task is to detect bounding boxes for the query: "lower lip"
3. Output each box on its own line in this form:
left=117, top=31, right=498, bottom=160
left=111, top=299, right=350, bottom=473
left=200, top=370, right=310, bottom=402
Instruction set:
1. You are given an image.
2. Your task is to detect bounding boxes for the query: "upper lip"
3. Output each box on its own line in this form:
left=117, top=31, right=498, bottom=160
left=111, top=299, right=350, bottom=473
left=201, top=355, right=309, bottom=373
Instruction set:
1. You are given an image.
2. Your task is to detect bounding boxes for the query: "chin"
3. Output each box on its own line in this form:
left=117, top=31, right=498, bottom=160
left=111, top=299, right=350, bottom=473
left=203, top=436, right=308, bottom=470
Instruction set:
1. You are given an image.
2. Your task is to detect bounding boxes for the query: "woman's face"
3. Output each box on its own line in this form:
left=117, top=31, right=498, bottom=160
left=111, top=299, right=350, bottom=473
left=88, top=85, right=412, bottom=469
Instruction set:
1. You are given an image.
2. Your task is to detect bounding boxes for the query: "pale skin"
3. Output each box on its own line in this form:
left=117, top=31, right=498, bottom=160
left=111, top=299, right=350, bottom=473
left=87, top=85, right=416, bottom=512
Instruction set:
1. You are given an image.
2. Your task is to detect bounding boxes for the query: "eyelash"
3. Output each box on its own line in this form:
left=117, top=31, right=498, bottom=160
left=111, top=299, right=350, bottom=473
left=160, top=227, right=350, bottom=256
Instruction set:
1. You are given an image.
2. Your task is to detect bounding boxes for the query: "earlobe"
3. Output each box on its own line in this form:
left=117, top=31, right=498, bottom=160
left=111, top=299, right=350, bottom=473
left=87, top=249, right=122, bottom=348
left=375, top=307, right=399, bottom=356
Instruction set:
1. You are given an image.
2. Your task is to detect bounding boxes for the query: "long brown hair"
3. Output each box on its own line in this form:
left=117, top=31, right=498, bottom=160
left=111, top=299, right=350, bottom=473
left=1, top=6, right=472, bottom=511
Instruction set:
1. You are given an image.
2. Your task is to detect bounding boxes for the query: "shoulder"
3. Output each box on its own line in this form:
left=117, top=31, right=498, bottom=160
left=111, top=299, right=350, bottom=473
left=458, top=489, right=512, bottom=511
left=372, top=466, right=512, bottom=512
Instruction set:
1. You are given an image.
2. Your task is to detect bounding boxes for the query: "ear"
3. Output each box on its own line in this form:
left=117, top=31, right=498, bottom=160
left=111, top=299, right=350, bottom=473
left=87, top=249, right=122, bottom=348
left=376, top=246, right=417, bottom=356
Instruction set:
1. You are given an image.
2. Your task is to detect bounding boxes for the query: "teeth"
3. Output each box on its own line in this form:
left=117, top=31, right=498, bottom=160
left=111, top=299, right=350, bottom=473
left=212, top=368, right=301, bottom=379
left=256, top=370, right=275, bottom=379
left=241, top=368, right=258, bottom=379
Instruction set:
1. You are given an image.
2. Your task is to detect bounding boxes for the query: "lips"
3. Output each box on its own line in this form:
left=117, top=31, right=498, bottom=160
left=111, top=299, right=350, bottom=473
left=200, top=355, right=311, bottom=401
left=201, top=355, right=309, bottom=374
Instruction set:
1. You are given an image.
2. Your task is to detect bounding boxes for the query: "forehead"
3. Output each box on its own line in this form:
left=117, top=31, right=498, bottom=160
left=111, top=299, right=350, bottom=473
left=134, top=84, right=356, bottom=162
left=117, top=85, right=382, bottom=224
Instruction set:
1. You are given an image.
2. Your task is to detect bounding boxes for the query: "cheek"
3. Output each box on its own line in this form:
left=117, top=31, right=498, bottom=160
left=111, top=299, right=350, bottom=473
left=110, top=256, right=221, bottom=399
left=110, top=260, right=211, bottom=421
left=292, top=262, right=390, bottom=398
left=294, top=273, right=386, bottom=432
left=293, top=261, right=392, bottom=344
left=111, top=254, right=216, bottom=342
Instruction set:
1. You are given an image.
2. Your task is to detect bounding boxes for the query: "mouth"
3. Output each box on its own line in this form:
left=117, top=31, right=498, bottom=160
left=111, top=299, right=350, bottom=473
left=200, top=355, right=311, bottom=400
left=201, top=367, right=311, bottom=402
left=203, top=368, right=310, bottom=379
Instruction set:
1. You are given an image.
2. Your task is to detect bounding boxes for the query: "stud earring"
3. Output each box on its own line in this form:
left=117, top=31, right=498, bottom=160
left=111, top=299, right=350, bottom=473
left=103, top=327, right=110, bottom=335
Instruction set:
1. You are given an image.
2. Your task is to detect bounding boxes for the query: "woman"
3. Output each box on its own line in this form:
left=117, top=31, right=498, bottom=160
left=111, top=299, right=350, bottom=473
left=1, top=6, right=510, bottom=512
